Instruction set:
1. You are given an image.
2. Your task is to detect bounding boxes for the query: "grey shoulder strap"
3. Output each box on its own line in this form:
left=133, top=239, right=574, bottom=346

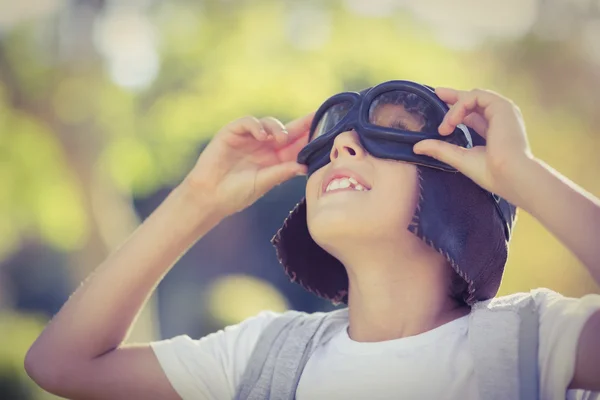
left=469, top=294, right=540, bottom=400
left=517, top=296, right=540, bottom=400
left=235, top=309, right=348, bottom=400
left=234, top=311, right=303, bottom=400
left=237, top=300, right=540, bottom=400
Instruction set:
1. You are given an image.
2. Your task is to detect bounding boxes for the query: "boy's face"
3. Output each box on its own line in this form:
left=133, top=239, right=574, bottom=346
left=305, top=104, right=424, bottom=257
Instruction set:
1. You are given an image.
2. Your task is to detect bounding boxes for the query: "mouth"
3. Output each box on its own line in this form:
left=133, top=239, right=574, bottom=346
left=322, top=168, right=371, bottom=196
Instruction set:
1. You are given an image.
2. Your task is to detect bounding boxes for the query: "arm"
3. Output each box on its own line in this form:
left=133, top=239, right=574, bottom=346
left=24, top=114, right=312, bottom=399
left=571, top=309, right=600, bottom=390
left=25, top=182, right=224, bottom=400
left=509, top=151, right=600, bottom=392
left=413, top=87, right=600, bottom=391
left=509, top=157, right=600, bottom=280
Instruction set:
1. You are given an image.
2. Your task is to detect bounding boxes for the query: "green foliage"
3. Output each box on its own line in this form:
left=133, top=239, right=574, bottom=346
left=0, top=3, right=597, bottom=397
left=0, top=0, right=598, bottom=293
left=0, top=312, right=59, bottom=399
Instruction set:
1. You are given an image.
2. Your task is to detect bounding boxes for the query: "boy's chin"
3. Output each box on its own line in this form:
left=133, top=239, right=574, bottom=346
left=309, top=220, right=378, bottom=250
left=309, top=215, right=363, bottom=235
left=309, top=216, right=417, bottom=251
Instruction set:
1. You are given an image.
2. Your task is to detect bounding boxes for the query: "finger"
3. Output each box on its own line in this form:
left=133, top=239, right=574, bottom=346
left=227, top=116, right=269, bottom=141
left=463, top=113, right=488, bottom=136
left=255, top=161, right=307, bottom=194
left=435, top=87, right=460, bottom=105
left=413, top=140, right=490, bottom=191
left=276, top=129, right=311, bottom=163
left=285, top=112, right=315, bottom=141
left=439, top=89, right=507, bottom=136
left=413, top=139, right=472, bottom=172
left=260, top=117, right=289, bottom=144
left=439, top=93, right=480, bottom=135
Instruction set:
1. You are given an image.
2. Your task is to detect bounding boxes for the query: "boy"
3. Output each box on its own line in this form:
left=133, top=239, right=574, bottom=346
left=25, top=83, right=600, bottom=399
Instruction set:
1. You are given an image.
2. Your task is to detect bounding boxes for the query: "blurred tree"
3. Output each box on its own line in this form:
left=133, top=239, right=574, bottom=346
left=0, top=0, right=598, bottom=326
left=0, top=0, right=599, bottom=397
left=0, top=311, right=59, bottom=399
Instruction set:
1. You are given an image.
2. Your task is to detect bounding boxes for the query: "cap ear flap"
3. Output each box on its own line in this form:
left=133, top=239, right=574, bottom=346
left=272, top=199, right=350, bottom=304
left=463, top=127, right=517, bottom=240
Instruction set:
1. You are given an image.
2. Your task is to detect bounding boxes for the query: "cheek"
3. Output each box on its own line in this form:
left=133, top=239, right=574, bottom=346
left=372, top=164, right=420, bottom=226
left=305, top=170, right=323, bottom=205
left=375, top=183, right=419, bottom=224
left=305, top=170, right=325, bottom=223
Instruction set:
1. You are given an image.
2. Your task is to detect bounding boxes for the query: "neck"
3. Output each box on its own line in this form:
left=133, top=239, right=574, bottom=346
left=339, top=241, right=470, bottom=342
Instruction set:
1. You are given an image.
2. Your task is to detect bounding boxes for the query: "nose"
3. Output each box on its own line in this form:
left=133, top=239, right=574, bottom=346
left=330, top=130, right=366, bottom=161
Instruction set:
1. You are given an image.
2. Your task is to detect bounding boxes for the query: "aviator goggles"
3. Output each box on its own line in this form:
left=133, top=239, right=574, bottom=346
left=297, top=80, right=513, bottom=240
left=297, top=80, right=473, bottom=176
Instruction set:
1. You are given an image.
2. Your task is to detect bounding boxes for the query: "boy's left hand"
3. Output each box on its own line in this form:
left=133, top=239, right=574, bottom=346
left=413, top=87, right=534, bottom=204
left=416, top=92, right=600, bottom=394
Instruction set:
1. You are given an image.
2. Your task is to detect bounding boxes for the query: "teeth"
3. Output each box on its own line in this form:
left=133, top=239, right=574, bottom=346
left=325, top=177, right=369, bottom=193
left=338, top=179, right=351, bottom=189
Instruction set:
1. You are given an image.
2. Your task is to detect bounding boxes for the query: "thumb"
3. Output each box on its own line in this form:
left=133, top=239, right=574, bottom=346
left=413, top=139, right=471, bottom=172
left=255, top=162, right=307, bottom=194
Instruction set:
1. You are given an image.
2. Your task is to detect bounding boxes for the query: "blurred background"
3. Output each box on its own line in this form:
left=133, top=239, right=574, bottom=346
left=0, top=0, right=599, bottom=398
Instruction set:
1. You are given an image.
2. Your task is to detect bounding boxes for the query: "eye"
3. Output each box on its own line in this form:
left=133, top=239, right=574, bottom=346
left=368, top=90, right=434, bottom=133
left=389, top=119, right=409, bottom=130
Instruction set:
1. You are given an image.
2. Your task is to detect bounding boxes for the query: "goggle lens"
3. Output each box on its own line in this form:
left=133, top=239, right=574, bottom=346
left=368, top=90, right=437, bottom=133
left=309, top=89, right=442, bottom=144
left=311, top=101, right=353, bottom=141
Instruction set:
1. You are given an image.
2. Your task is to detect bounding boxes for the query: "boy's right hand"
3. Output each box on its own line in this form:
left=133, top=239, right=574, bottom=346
left=183, top=113, right=315, bottom=217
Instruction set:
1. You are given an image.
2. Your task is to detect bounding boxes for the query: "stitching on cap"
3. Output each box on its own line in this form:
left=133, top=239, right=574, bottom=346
left=408, top=169, right=425, bottom=234
left=273, top=197, right=351, bottom=304
left=410, top=167, right=476, bottom=305
left=288, top=270, right=297, bottom=282
left=415, top=168, right=425, bottom=213
left=420, top=234, right=476, bottom=305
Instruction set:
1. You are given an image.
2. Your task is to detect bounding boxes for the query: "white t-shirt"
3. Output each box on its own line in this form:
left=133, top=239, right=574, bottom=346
left=150, top=289, right=600, bottom=400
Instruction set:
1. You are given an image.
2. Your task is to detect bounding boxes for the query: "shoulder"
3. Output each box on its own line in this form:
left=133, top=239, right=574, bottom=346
left=150, top=308, right=343, bottom=369
left=151, top=310, right=284, bottom=354
left=218, top=310, right=286, bottom=341
left=471, top=289, right=600, bottom=375
left=468, top=288, right=600, bottom=343
left=467, top=289, right=600, bottom=399
left=472, top=288, right=600, bottom=312
left=247, top=308, right=349, bottom=343
left=472, top=291, right=535, bottom=311
left=149, top=310, right=321, bottom=400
